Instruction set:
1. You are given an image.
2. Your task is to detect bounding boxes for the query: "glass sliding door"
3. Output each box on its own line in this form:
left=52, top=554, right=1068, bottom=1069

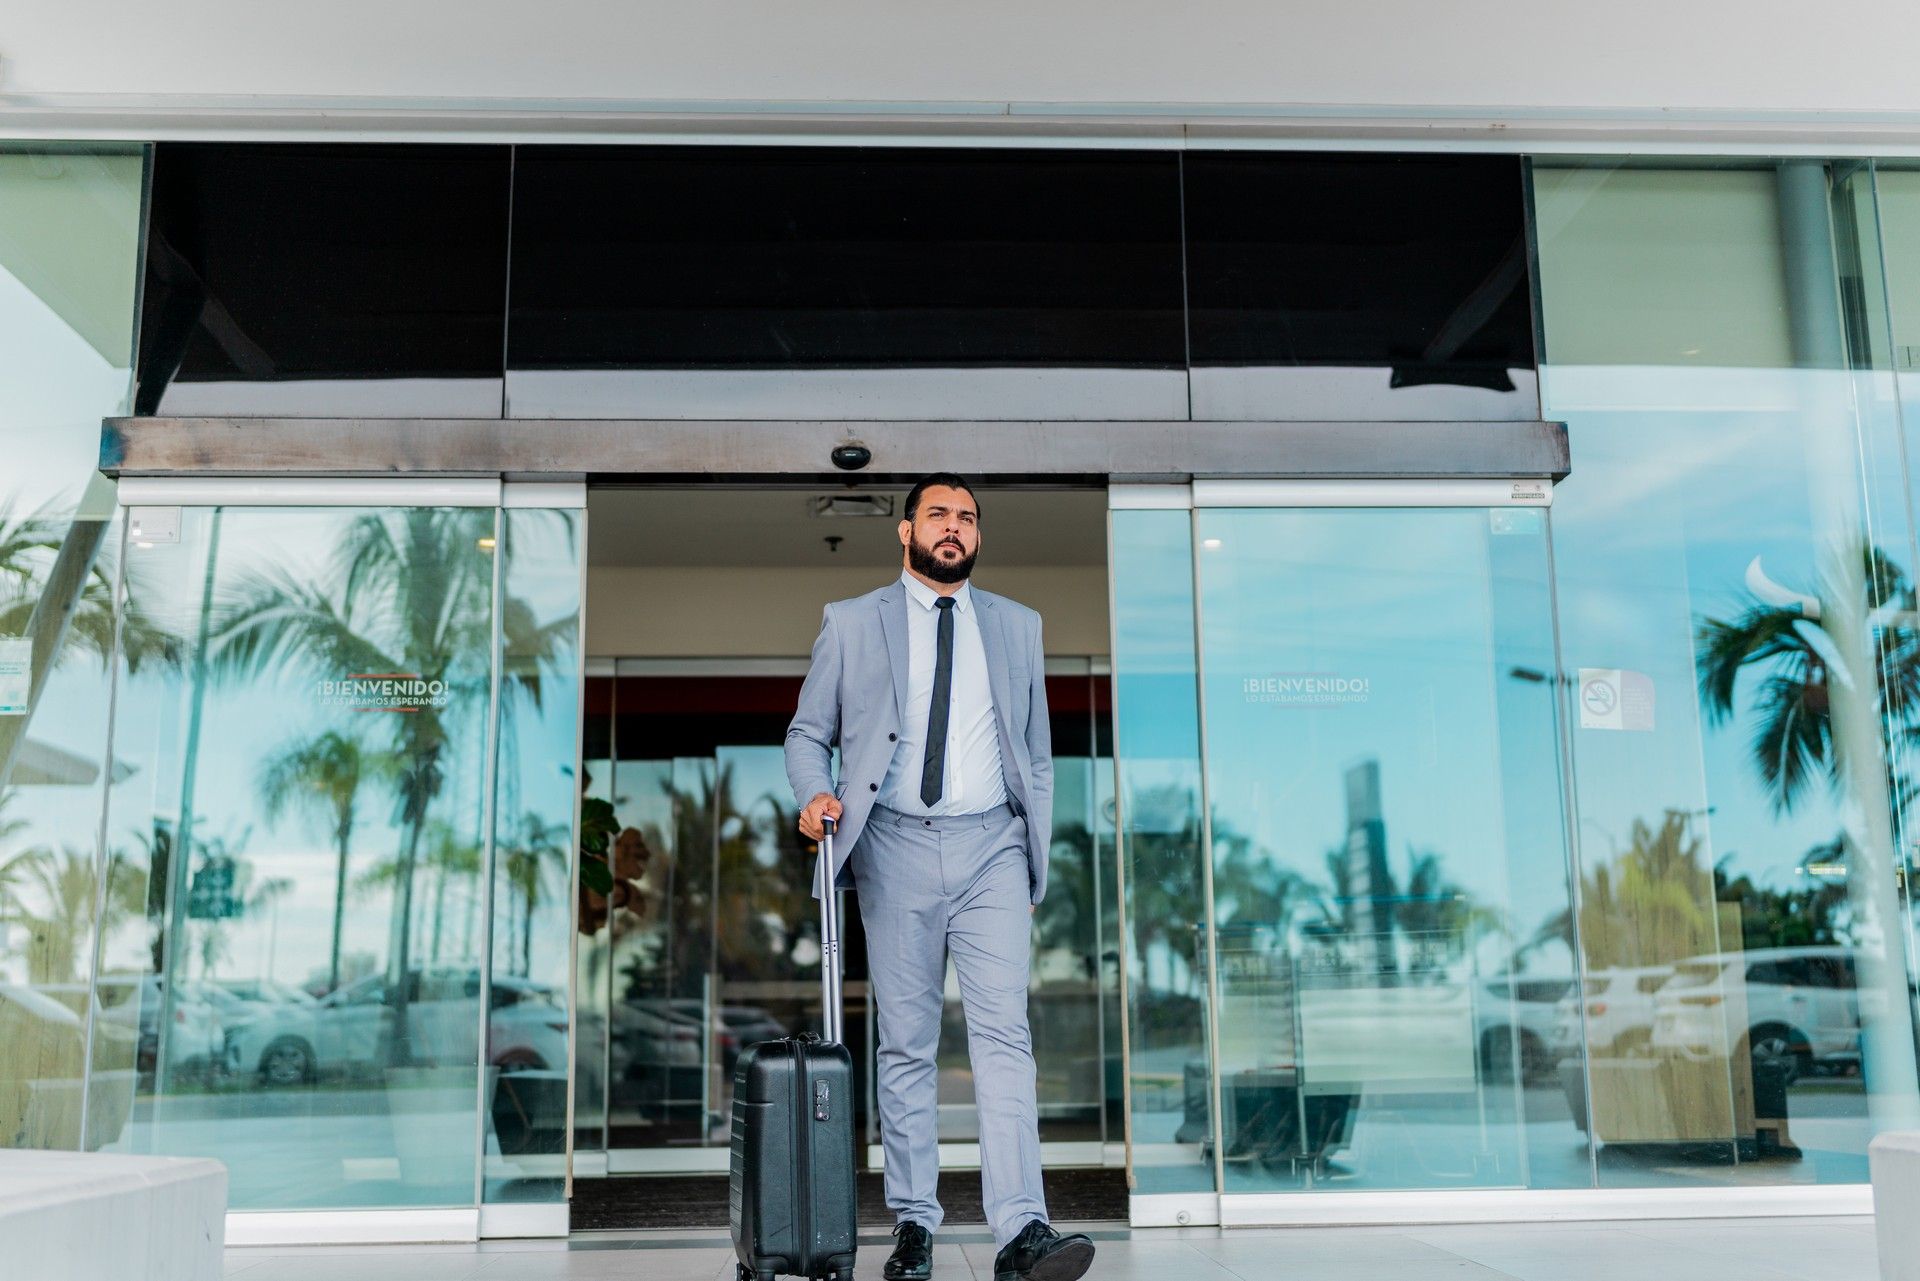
left=1191, top=481, right=1574, bottom=1194
left=598, top=667, right=817, bottom=1170
left=1108, top=499, right=1215, bottom=1203
left=88, top=478, right=583, bottom=1234
left=483, top=494, right=586, bottom=1227
left=1110, top=480, right=1579, bottom=1209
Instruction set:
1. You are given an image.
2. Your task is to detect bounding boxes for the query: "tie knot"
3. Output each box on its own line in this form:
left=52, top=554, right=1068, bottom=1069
left=935, top=597, right=956, bottom=611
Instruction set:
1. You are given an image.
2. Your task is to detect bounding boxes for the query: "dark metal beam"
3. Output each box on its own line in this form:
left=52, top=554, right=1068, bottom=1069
left=102, top=416, right=1570, bottom=482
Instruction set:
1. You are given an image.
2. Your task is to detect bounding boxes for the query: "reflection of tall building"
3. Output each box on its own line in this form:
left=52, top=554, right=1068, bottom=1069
left=1343, top=759, right=1393, bottom=974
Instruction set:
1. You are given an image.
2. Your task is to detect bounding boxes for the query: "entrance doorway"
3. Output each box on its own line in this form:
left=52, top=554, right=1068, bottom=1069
left=570, top=485, right=1126, bottom=1226
left=75, top=458, right=1575, bottom=1240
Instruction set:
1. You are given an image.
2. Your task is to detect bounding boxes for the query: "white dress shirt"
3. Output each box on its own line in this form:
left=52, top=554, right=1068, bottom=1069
left=880, top=572, right=1009, bottom=816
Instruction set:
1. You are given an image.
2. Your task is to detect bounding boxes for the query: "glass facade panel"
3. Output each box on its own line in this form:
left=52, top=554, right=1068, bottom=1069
left=98, top=505, right=497, bottom=1208
left=32, top=135, right=1920, bottom=1225
left=0, top=143, right=144, bottom=1155
left=484, top=506, right=584, bottom=1203
left=1183, top=153, right=1538, bottom=421
left=1533, top=158, right=1920, bottom=1186
left=505, top=147, right=1188, bottom=420
left=134, top=143, right=511, bottom=418
left=1190, top=503, right=1573, bottom=1191
left=599, top=676, right=821, bottom=1155
left=1024, top=672, right=1114, bottom=1146
left=1858, top=160, right=1920, bottom=1138
left=126, top=143, right=1564, bottom=428
left=1108, top=508, right=1213, bottom=1194
left=573, top=673, right=614, bottom=1159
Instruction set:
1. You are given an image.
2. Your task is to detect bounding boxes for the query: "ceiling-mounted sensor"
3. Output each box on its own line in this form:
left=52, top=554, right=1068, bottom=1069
left=808, top=494, right=896, bottom=519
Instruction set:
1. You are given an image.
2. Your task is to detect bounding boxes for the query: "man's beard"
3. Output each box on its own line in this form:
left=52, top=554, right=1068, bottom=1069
left=908, top=534, right=977, bottom=584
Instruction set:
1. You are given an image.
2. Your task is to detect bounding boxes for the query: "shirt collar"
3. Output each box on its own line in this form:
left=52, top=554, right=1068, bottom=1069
left=900, top=571, right=972, bottom=614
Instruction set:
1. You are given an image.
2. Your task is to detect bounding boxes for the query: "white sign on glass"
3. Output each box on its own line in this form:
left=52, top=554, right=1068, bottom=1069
left=0, top=637, right=29, bottom=716
left=1578, top=667, right=1655, bottom=732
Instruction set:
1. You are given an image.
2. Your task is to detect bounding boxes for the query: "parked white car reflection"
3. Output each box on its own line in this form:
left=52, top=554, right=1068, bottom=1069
left=190, top=981, right=313, bottom=1042
left=43, top=977, right=225, bottom=1082
left=225, top=968, right=568, bottom=1086
left=1651, top=946, right=1862, bottom=1082
left=1474, top=976, right=1575, bottom=1082
left=1549, top=965, right=1674, bottom=1059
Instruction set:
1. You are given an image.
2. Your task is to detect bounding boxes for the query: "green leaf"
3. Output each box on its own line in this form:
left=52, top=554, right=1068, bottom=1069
left=581, top=856, right=614, bottom=896
left=578, top=796, right=619, bottom=857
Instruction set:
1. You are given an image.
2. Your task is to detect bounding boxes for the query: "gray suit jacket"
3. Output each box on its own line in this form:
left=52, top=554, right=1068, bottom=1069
left=786, top=579, right=1054, bottom=904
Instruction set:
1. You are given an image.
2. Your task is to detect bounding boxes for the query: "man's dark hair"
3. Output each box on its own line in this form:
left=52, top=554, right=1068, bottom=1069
left=903, top=473, right=980, bottom=523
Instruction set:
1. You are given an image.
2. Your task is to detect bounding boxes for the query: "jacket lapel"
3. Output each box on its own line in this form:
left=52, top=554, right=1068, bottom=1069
left=976, top=591, right=1015, bottom=738
left=879, top=584, right=910, bottom=724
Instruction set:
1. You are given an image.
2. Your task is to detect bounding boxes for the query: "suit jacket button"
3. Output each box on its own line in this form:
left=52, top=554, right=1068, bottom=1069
left=888, top=732, right=897, bottom=742
left=869, top=783, right=878, bottom=792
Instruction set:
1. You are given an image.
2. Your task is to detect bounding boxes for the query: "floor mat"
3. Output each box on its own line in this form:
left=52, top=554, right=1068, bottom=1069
left=569, top=1168, right=1128, bottom=1231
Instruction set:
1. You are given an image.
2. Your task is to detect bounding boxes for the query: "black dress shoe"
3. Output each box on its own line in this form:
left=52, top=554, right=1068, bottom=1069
left=992, top=1220, right=1095, bottom=1281
left=885, top=1221, right=934, bottom=1281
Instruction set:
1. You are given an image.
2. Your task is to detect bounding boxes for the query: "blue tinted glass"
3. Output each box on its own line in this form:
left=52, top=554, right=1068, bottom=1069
left=1191, top=504, right=1574, bottom=1191
left=1109, top=508, right=1214, bottom=1194
left=100, top=506, right=495, bottom=1209
left=1535, top=158, right=1920, bottom=1186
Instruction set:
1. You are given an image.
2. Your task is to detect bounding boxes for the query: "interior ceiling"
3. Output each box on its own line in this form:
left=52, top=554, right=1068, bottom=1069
left=587, top=486, right=1109, bottom=568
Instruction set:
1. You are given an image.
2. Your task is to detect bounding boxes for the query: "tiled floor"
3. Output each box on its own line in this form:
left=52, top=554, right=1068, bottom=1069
left=223, top=1216, right=1883, bottom=1281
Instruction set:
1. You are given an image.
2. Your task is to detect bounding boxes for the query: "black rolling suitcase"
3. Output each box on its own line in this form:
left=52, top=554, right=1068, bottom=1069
left=730, top=816, right=858, bottom=1281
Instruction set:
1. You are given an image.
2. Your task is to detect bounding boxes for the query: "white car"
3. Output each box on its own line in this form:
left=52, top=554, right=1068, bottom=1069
left=1475, top=975, right=1576, bottom=1082
left=43, top=976, right=225, bottom=1082
left=1650, top=946, right=1861, bottom=1081
left=1549, top=965, right=1673, bottom=1060
left=227, top=968, right=569, bottom=1086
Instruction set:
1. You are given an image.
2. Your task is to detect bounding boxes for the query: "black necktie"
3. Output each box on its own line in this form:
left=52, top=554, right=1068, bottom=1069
left=920, top=597, right=957, bottom=807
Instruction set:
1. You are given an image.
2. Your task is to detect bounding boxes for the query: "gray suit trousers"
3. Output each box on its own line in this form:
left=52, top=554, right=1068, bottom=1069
left=852, top=802, right=1048, bottom=1247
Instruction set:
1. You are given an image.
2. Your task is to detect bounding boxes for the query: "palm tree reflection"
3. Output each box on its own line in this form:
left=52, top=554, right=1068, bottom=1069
left=257, top=730, right=389, bottom=993
left=207, top=509, right=563, bottom=1061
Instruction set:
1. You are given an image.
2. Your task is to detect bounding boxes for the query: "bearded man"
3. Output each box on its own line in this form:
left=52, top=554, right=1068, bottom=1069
left=785, top=473, right=1094, bottom=1281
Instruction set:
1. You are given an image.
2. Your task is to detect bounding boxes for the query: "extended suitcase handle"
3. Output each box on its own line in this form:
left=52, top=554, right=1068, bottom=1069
left=819, top=816, right=844, bottom=1045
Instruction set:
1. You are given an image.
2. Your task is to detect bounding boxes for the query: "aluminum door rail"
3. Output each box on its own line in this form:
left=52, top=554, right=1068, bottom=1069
left=101, top=417, right=1570, bottom=482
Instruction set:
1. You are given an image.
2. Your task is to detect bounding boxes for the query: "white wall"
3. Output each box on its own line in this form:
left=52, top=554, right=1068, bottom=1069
left=5, top=0, right=1920, bottom=132
left=586, top=566, right=1109, bottom=659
